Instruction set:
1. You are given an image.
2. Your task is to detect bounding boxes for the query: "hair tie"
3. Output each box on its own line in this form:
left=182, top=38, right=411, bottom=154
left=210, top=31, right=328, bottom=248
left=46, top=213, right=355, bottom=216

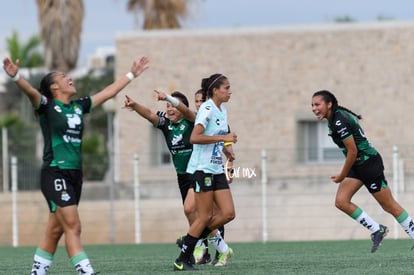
left=207, top=74, right=224, bottom=92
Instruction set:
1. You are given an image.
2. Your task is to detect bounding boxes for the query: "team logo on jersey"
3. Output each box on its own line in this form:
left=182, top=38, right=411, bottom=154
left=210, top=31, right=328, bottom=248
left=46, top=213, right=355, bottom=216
left=66, top=114, right=81, bottom=128
left=74, top=106, right=82, bottom=115
left=54, top=105, right=62, bottom=113
left=204, top=176, right=212, bottom=187
left=61, top=191, right=71, bottom=201
left=172, top=134, right=183, bottom=145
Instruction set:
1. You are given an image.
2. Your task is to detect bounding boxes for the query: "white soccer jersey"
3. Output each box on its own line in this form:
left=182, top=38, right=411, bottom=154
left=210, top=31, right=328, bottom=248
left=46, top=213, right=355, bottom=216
left=186, top=99, right=229, bottom=174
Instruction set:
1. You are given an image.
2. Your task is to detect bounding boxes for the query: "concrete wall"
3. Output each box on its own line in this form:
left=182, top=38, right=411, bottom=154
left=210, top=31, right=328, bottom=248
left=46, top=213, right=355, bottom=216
left=113, top=21, right=414, bottom=184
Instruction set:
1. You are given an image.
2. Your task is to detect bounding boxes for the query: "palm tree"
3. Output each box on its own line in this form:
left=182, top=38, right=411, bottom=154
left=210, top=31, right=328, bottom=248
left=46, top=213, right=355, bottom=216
left=3, top=30, right=44, bottom=120
left=6, top=30, right=44, bottom=68
left=127, top=0, right=192, bottom=29
left=36, top=0, right=84, bottom=72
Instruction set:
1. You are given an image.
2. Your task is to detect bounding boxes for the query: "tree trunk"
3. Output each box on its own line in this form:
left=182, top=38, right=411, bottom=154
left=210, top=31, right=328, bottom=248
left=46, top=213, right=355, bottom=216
left=36, top=0, right=84, bottom=72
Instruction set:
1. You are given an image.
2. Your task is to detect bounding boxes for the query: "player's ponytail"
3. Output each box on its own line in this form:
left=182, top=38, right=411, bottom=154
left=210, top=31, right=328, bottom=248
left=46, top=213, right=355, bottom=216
left=201, top=73, right=227, bottom=101
left=39, top=72, right=56, bottom=98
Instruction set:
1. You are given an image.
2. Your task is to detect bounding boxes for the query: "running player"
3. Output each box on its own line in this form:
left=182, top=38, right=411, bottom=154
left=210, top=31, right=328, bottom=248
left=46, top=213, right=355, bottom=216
left=312, top=90, right=414, bottom=253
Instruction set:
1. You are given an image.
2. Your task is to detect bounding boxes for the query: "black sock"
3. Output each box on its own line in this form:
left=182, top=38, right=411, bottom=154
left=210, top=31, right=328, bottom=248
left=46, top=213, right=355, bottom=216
left=177, top=234, right=198, bottom=262
left=199, top=227, right=213, bottom=239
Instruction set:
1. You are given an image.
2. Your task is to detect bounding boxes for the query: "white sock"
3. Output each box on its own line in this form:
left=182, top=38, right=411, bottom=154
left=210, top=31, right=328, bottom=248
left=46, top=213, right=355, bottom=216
left=74, top=259, right=95, bottom=275
left=352, top=208, right=380, bottom=233
left=208, top=230, right=228, bottom=253
left=71, top=252, right=95, bottom=275
left=31, top=251, right=53, bottom=275
left=397, top=211, right=414, bottom=239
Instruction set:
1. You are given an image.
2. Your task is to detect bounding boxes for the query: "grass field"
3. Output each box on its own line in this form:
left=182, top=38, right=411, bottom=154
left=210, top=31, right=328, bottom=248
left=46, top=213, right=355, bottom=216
left=2, top=239, right=414, bottom=274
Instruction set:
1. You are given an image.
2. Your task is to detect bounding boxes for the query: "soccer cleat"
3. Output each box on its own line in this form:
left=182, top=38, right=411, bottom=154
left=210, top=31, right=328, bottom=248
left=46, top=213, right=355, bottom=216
left=371, top=224, right=388, bottom=253
left=197, top=251, right=211, bottom=265
left=194, top=245, right=211, bottom=265
left=214, top=247, right=233, bottom=267
left=173, top=260, right=197, bottom=271
left=210, top=251, right=219, bottom=265
left=194, top=244, right=210, bottom=264
left=175, top=236, right=195, bottom=265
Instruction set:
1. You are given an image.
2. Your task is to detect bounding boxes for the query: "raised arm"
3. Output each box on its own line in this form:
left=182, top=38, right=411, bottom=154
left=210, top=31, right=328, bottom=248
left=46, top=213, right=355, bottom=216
left=91, top=56, right=149, bottom=109
left=3, top=58, right=42, bottom=107
left=124, top=95, right=159, bottom=125
left=154, top=89, right=196, bottom=122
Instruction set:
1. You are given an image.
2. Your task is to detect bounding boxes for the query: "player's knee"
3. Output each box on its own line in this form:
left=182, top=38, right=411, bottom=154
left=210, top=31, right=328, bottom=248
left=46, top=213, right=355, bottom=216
left=335, top=199, right=347, bottom=211
left=48, top=226, right=64, bottom=240
left=183, top=205, right=195, bottom=218
left=198, top=213, right=213, bottom=226
left=223, top=209, right=236, bottom=223
left=64, top=221, right=82, bottom=236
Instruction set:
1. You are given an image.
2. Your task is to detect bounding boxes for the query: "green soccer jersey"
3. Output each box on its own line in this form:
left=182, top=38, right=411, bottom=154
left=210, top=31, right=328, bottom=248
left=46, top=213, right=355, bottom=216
left=36, top=96, right=92, bottom=169
left=156, top=114, right=194, bottom=174
left=328, top=109, right=377, bottom=165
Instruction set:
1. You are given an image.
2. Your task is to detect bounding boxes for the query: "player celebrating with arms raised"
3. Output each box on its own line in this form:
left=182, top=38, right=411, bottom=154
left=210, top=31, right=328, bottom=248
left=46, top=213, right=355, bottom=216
left=3, top=56, right=149, bottom=274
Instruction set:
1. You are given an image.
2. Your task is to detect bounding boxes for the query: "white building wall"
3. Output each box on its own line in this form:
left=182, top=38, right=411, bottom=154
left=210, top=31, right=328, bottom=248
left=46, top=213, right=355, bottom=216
left=114, top=21, right=414, bottom=184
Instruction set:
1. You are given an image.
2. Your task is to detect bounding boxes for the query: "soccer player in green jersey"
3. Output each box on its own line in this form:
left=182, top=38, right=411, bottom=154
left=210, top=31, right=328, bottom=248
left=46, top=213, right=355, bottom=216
left=124, top=91, right=197, bottom=222
left=312, top=90, right=414, bottom=253
left=124, top=89, right=234, bottom=268
left=3, top=56, right=149, bottom=275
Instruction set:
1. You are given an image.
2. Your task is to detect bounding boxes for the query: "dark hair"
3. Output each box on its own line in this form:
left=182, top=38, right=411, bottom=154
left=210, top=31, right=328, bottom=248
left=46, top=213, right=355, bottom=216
left=200, top=73, right=227, bottom=101
left=313, top=90, right=362, bottom=120
left=39, top=72, right=56, bottom=98
left=194, top=89, right=205, bottom=104
left=171, top=91, right=189, bottom=107
left=194, top=89, right=203, bottom=96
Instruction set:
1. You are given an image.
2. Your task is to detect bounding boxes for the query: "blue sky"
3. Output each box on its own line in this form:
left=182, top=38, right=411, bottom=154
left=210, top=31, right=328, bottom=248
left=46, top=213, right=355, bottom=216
left=1, top=0, right=413, bottom=66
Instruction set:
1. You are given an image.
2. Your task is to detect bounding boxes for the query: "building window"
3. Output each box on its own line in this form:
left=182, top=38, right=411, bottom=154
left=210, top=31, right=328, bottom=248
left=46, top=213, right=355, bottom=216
left=150, top=127, right=171, bottom=166
left=297, top=120, right=343, bottom=163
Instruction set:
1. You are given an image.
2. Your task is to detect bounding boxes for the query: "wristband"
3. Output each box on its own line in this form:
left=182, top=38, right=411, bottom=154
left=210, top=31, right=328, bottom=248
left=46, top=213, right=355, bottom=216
left=11, top=72, right=21, bottom=82
left=224, top=141, right=233, bottom=146
left=126, top=72, right=135, bottom=81
left=165, top=94, right=180, bottom=107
